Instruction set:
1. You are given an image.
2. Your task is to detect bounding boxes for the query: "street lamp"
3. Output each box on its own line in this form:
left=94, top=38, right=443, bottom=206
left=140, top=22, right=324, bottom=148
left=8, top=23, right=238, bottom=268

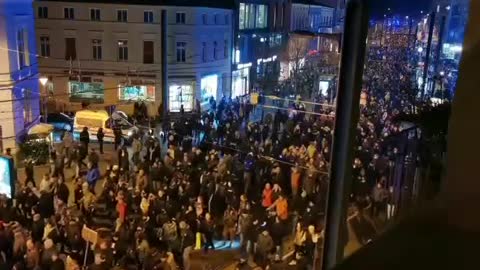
left=39, top=76, right=48, bottom=86
left=39, top=76, right=49, bottom=123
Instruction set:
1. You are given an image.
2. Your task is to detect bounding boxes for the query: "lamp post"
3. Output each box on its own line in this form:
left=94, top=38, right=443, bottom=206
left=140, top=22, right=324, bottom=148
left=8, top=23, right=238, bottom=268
left=39, top=76, right=49, bottom=123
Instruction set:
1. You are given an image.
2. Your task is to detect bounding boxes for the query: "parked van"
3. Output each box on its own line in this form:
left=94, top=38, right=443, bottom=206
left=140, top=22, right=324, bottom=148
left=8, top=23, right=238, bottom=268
left=74, top=110, right=138, bottom=143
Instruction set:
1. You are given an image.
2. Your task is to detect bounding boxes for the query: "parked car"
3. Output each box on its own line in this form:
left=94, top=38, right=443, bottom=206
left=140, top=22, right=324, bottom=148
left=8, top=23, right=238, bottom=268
left=42, top=113, right=74, bottom=131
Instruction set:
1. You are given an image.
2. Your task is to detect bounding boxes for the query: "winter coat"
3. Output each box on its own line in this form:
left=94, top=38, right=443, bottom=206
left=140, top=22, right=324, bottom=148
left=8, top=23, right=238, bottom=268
left=256, top=233, right=273, bottom=255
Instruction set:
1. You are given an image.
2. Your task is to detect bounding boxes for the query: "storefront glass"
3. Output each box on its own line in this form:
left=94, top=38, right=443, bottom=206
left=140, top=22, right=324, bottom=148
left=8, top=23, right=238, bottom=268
left=232, top=67, right=250, bottom=98
left=169, top=84, right=193, bottom=112
left=118, top=85, right=155, bottom=101
left=200, top=74, right=218, bottom=104
left=69, top=81, right=104, bottom=103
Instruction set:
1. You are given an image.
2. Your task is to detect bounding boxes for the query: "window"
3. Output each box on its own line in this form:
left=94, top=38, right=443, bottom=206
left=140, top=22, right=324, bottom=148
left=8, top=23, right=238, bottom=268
left=65, top=37, right=76, bottom=60
left=118, top=40, right=128, bottom=61
left=117, top=9, right=128, bottom=22
left=213, top=41, right=217, bottom=59
left=280, top=4, right=284, bottom=27
left=23, top=89, right=33, bottom=127
left=256, top=5, right=267, bottom=28
left=40, top=36, right=50, bottom=57
left=144, top=11, right=154, bottom=23
left=273, top=4, right=277, bottom=27
left=17, top=29, right=26, bottom=69
left=225, top=14, right=229, bottom=25
left=239, top=3, right=245, bottom=29
left=38, top=6, right=48, bottom=18
left=143, top=41, right=154, bottom=64
left=176, top=12, right=186, bottom=24
left=247, top=4, right=255, bottom=28
left=64, top=7, right=74, bottom=19
left=92, top=39, right=102, bottom=60
left=239, top=3, right=267, bottom=29
left=202, top=42, right=207, bottom=62
left=224, top=40, right=228, bottom=58
left=176, top=42, right=186, bottom=62
left=168, top=84, right=193, bottom=112
left=202, top=14, right=207, bottom=24
left=90, top=8, right=100, bottom=21
left=214, top=14, right=219, bottom=24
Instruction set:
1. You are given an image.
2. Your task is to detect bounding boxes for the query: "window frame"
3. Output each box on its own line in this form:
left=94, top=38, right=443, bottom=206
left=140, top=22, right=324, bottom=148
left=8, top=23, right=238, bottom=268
left=38, top=6, right=48, bottom=19
left=213, top=41, right=218, bottom=60
left=202, top=42, right=207, bottom=62
left=176, top=12, right=186, bottom=24
left=144, top=10, right=154, bottom=23
left=117, top=9, right=128, bottom=22
left=40, top=36, right=50, bottom=57
left=176, top=41, right=186, bottom=63
left=64, top=7, right=74, bottom=20
left=90, top=8, right=101, bottom=21
left=118, top=40, right=128, bottom=61
left=202, top=14, right=207, bottom=25
left=65, top=37, right=77, bottom=60
left=224, top=39, right=228, bottom=58
left=143, top=40, right=154, bottom=64
left=92, top=39, right=102, bottom=60
left=17, top=29, right=26, bottom=69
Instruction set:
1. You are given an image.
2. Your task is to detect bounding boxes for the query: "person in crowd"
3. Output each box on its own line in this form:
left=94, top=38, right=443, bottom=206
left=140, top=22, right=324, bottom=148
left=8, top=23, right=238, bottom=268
left=79, top=127, right=90, bottom=151
left=255, top=229, right=273, bottom=268
left=86, top=162, right=100, bottom=191
left=97, top=127, right=105, bottom=154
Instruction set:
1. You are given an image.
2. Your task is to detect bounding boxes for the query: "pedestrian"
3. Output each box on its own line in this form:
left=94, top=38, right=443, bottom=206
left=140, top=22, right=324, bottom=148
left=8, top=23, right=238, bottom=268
left=80, top=127, right=90, bottom=151
left=86, top=162, right=100, bottom=191
left=201, top=212, right=215, bottom=252
left=255, top=229, right=274, bottom=268
left=97, top=127, right=105, bottom=154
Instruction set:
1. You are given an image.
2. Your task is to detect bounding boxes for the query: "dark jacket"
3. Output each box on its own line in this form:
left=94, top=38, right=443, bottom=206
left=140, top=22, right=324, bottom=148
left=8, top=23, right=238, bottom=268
left=80, top=130, right=90, bottom=144
left=256, top=232, right=274, bottom=255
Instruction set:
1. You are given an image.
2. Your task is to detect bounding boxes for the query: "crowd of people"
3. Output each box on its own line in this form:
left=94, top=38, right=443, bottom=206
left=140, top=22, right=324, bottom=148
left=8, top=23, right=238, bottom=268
left=0, top=30, right=422, bottom=270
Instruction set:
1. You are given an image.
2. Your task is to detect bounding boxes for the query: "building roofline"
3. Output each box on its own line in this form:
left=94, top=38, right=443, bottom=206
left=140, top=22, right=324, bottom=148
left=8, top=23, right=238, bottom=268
left=36, top=0, right=235, bottom=10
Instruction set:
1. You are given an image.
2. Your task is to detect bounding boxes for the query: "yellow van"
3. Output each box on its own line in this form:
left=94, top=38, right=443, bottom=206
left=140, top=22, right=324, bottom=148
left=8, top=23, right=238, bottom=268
left=73, top=110, right=137, bottom=143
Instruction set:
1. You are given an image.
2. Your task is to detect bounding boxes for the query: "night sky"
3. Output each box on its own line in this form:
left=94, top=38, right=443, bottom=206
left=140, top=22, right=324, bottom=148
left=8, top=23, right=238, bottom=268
left=369, top=0, right=434, bottom=18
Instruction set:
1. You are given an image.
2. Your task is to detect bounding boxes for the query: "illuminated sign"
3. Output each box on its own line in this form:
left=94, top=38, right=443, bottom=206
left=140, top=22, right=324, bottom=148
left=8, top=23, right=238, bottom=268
left=118, top=85, right=155, bottom=101
left=257, top=55, right=277, bottom=64
left=201, top=74, right=218, bottom=103
left=0, top=156, right=14, bottom=198
left=237, top=62, right=252, bottom=69
left=168, top=84, right=193, bottom=112
left=69, top=81, right=104, bottom=103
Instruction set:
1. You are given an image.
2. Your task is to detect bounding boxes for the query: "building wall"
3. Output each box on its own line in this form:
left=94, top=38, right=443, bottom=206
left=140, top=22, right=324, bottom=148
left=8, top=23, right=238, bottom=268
left=0, top=0, right=40, bottom=153
left=34, top=1, right=163, bottom=115
left=234, top=0, right=290, bottom=94
left=290, top=3, right=334, bottom=33
left=165, top=6, right=233, bottom=110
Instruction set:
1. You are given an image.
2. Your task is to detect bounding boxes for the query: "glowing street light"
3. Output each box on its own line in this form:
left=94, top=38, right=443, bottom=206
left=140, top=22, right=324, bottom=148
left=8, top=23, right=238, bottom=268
left=417, top=47, right=424, bottom=53
left=39, top=76, right=48, bottom=86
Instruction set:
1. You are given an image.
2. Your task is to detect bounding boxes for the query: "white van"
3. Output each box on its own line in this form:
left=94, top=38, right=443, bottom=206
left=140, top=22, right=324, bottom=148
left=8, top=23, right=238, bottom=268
left=74, top=110, right=138, bottom=143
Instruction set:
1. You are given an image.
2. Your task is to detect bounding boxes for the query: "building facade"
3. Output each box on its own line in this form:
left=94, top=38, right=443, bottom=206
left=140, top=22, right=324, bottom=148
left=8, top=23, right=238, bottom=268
left=164, top=5, right=233, bottom=112
left=233, top=0, right=290, bottom=97
left=34, top=0, right=164, bottom=115
left=0, top=0, right=40, bottom=153
left=34, top=0, right=234, bottom=115
left=279, top=0, right=340, bottom=100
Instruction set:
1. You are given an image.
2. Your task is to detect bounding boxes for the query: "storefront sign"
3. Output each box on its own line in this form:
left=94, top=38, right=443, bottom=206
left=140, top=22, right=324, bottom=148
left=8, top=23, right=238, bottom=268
left=118, top=85, right=155, bottom=101
left=69, top=81, right=104, bottom=103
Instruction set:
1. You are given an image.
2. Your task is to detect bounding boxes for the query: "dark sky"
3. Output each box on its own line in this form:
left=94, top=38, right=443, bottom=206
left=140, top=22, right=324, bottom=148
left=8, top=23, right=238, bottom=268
left=369, top=0, right=433, bottom=18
